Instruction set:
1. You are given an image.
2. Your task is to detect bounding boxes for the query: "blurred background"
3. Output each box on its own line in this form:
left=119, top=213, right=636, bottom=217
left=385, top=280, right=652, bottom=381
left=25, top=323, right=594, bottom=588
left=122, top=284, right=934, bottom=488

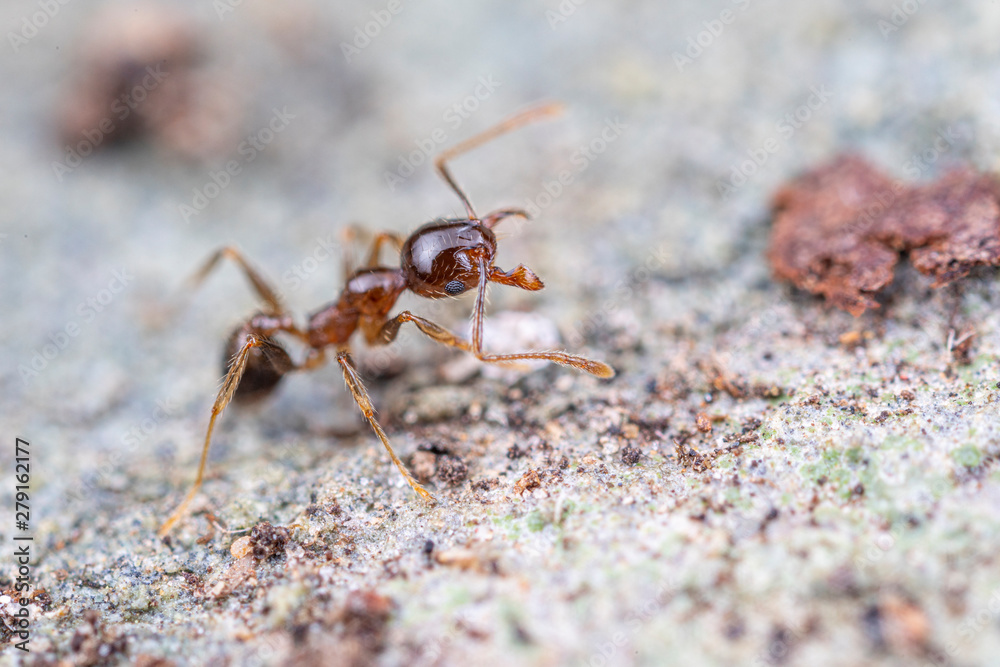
left=4, top=1, right=1000, bottom=665
left=8, top=0, right=996, bottom=456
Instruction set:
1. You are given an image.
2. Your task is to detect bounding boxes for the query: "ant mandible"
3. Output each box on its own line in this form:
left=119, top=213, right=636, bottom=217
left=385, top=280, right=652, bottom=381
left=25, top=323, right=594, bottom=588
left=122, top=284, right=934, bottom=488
left=158, top=103, right=615, bottom=537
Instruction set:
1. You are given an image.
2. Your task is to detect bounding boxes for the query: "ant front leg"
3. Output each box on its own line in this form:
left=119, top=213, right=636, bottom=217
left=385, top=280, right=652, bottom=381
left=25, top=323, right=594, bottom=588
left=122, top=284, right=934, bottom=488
left=471, top=260, right=613, bottom=376
left=378, top=310, right=613, bottom=378
left=158, top=316, right=304, bottom=538
left=334, top=348, right=435, bottom=502
left=377, top=260, right=614, bottom=379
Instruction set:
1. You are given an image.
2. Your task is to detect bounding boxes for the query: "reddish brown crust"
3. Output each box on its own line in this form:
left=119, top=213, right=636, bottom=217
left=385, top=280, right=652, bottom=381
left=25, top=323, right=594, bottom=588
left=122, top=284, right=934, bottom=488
left=769, top=154, right=1000, bottom=315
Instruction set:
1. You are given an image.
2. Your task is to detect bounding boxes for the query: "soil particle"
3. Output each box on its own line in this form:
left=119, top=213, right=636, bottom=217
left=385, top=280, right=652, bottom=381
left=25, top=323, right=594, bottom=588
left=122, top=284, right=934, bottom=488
left=695, top=412, right=712, bottom=433
left=620, top=445, right=642, bottom=466
left=250, top=522, right=291, bottom=560
left=513, top=469, right=543, bottom=496
left=436, top=454, right=469, bottom=486
left=68, top=610, right=128, bottom=667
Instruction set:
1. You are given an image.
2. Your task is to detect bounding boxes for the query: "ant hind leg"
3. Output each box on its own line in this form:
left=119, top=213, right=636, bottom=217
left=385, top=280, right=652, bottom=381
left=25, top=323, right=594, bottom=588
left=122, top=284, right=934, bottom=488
left=158, top=331, right=295, bottom=537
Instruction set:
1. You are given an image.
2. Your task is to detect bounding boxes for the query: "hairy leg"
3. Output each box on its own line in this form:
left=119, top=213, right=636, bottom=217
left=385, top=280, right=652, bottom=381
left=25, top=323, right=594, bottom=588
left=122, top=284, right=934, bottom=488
left=335, top=349, right=435, bottom=501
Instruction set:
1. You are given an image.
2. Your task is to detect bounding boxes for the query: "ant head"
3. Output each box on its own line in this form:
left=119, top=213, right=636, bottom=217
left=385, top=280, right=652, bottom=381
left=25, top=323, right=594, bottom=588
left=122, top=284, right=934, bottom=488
left=401, top=220, right=496, bottom=298
left=400, top=219, right=544, bottom=298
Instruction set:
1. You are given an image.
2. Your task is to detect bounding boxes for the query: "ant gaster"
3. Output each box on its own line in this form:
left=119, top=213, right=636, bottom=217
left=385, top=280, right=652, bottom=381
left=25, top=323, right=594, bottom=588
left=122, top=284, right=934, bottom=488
left=159, top=103, right=614, bottom=537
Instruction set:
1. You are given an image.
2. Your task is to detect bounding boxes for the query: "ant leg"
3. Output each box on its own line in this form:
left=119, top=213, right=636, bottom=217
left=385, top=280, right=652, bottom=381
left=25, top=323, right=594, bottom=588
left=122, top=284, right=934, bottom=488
left=364, top=232, right=405, bottom=268
left=378, top=310, right=613, bottom=378
left=480, top=208, right=530, bottom=230
left=340, top=226, right=363, bottom=282
left=341, top=227, right=405, bottom=277
left=434, top=102, right=564, bottom=219
left=335, top=349, right=435, bottom=501
left=475, top=349, right=614, bottom=378
left=376, top=262, right=613, bottom=378
left=391, top=257, right=612, bottom=377
left=185, top=246, right=285, bottom=316
left=377, top=312, right=471, bottom=352
left=159, top=332, right=287, bottom=537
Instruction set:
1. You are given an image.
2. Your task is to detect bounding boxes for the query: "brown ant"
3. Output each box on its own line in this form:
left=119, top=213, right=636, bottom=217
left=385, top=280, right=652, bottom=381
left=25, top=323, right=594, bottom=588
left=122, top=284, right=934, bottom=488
left=158, top=103, right=614, bottom=537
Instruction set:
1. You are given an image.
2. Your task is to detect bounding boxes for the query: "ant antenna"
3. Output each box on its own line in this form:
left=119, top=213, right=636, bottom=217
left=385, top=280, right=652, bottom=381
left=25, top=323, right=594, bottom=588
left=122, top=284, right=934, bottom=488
left=434, top=102, right=564, bottom=220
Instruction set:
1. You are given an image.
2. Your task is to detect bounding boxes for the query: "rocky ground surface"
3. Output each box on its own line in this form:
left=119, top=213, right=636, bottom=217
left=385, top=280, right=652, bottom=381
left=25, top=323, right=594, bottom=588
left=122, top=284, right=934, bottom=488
left=2, top=1, right=1000, bottom=665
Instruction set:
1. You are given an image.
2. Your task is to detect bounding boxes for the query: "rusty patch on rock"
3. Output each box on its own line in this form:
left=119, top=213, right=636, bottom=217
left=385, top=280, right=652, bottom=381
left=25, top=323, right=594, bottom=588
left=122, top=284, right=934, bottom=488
left=769, top=154, right=1000, bottom=315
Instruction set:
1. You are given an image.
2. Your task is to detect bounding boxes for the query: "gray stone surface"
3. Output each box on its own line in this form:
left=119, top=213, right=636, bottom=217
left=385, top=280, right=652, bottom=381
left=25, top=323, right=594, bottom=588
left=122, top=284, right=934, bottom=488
left=2, top=0, right=1000, bottom=665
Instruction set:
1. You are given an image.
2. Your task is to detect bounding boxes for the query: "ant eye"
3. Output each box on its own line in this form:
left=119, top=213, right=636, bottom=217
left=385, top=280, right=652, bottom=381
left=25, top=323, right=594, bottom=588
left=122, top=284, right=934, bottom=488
left=444, top=280, right=465, bottom=295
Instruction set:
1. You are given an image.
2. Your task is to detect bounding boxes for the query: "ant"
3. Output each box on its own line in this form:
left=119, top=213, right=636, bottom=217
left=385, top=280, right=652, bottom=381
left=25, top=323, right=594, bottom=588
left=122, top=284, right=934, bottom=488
left=158, top=103, right=614, bottom=537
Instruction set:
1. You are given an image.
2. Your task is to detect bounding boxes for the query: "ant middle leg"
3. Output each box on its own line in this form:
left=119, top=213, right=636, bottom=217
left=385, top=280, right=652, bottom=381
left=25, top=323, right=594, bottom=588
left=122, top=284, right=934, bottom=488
left=376, top=311, right=470, bottom=352
left=335, top=348, right=434, bottom=501
left=340, top=226, right=406, bottom=278
left=364, top=232, right=404, bottom=268
left=184, top=246, right=286, bottom=316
